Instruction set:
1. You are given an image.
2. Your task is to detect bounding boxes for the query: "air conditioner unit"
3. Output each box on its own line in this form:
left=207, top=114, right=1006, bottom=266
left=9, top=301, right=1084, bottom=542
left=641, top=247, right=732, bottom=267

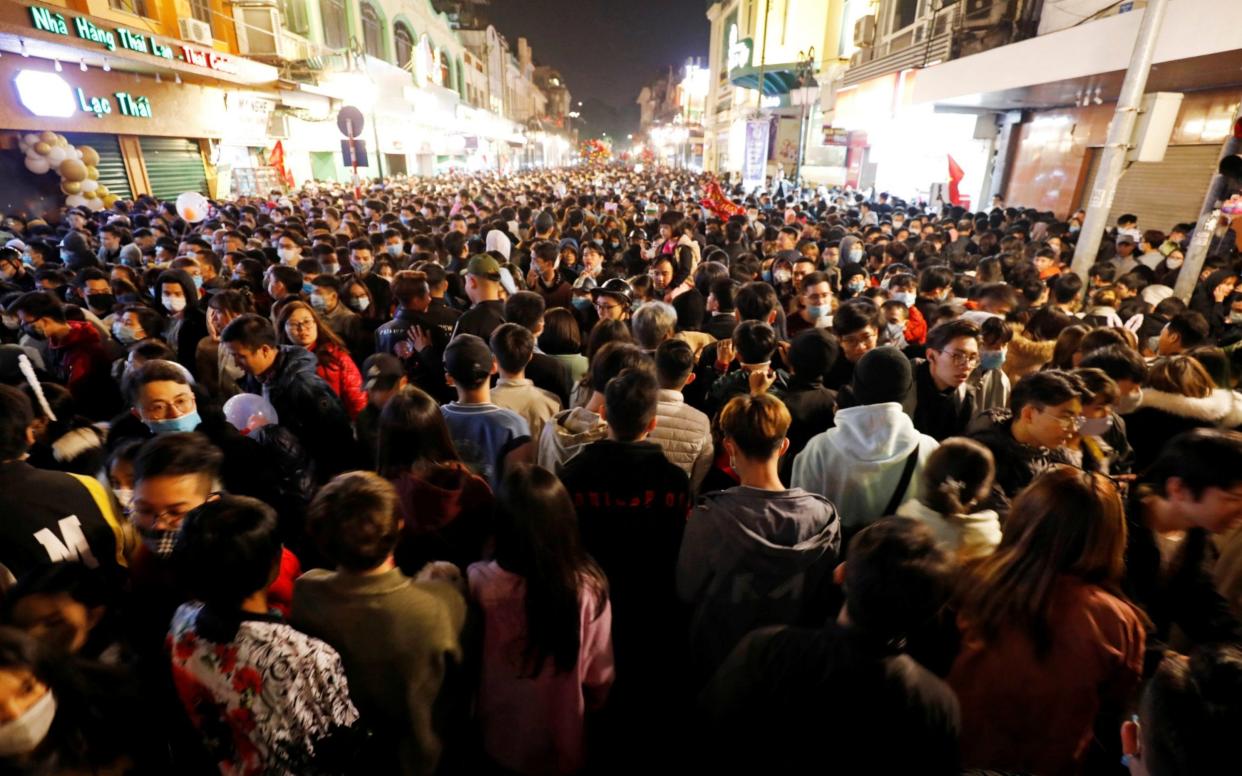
left=179, top=17, right=213, bottom=46
left=233, top=2, right=284, bottom=58
left=854, top=15, right=877, bottom=48
left=961, top=0, right=1010, bottom=28
left=267, top=112, right=290, bottom=140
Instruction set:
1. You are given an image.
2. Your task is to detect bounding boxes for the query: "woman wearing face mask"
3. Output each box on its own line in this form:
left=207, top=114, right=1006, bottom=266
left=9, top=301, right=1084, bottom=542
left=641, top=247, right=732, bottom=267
left=276, top=301, right=366, bottom=420
left=839, top=265, right=870, bottom=301
left=0, top=626, right=148, bottom=773
left=154, top=269, right=207, bottom=378
left=1153, top=247, right=1185, bottom=287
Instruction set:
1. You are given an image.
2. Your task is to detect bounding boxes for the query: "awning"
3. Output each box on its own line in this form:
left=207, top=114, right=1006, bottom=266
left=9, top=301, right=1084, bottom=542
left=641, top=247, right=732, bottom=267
left=729, top=64, right=815, bottom=96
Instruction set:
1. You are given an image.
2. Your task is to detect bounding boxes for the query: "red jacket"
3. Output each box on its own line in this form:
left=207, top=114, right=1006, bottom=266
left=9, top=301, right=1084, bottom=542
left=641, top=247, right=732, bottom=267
left=904, top=304, right=928, bottom=345
left=49, top=319, right=110, bottom=401
left=309, top=340, right=366, bottom=420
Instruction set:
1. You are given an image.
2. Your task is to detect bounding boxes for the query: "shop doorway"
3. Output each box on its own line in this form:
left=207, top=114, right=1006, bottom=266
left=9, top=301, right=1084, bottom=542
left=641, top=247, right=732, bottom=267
left=384, top=154, right=407, bottom=176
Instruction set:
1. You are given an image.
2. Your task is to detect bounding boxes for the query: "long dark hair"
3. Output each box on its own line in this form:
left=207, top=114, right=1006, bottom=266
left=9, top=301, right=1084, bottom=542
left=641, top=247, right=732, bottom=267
left=494, top=464, right=606, bottom=676
left=956, top=467, right=1129, bottom=657
left=376, top=388, right=460, bottom=478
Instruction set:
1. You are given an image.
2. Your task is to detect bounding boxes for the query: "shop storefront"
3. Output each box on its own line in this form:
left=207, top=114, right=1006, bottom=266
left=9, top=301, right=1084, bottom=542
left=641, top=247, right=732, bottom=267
left=0, top=1, right=280, bottom=209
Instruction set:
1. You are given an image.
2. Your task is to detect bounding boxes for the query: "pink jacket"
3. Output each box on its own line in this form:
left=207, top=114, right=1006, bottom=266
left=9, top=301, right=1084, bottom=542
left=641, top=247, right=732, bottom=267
left=468, top=561, right=614, bottom=775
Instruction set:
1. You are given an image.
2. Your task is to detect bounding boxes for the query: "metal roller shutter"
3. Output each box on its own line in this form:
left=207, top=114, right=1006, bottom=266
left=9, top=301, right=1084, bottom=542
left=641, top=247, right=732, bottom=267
left=62, top=132, right=132, bottom=200
left=1080, top=145, right=1220, bottom=232
left=138, top=137, right=208, bottom=201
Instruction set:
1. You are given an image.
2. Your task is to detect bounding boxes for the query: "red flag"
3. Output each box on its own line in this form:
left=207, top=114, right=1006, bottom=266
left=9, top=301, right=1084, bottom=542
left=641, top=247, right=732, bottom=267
left=268, top=141, right=293, bottom=189
left=947, top=155, right=965, bottom=206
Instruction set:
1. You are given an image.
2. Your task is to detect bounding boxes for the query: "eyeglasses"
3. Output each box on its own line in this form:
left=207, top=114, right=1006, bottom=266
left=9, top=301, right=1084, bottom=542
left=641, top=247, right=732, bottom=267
left=842, top=330, right=877, bottom=348
left=143, top=395, right=195, bottom=417
left=595, top=302, right=621, bottom=313
left=939, top=350, right=981, bottom=367
left=130, top=504, right=193, bottom=530
left=1048, top=413, right=1085, bottom=429
left=286, top=319, right=316, bottom=332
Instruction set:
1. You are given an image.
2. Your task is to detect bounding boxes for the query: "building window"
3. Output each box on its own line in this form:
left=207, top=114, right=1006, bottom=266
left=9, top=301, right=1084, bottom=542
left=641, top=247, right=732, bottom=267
left=281, top=0, right=309, bottom=36
left=440, top=50, right=451, bottom=88
left=394, top=23, right=414, bottom=70
left=892, top=0, right=919, bottom=31
left=320, top=0, right=347, bottom=50
left=108, top=0, right=151, bottom=16
left=188, top=0, right=211, bottom=25
left=361, top=3, right=384, bottom=60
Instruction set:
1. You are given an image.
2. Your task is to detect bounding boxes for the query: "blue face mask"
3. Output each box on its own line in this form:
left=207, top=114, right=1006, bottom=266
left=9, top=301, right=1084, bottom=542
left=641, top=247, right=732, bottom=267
left=847, top=279, right=866, bottom=294
left=192, top=275, right=203, bottom=290
left=892, top=291, right=916, bottom=307
left=847, top=248, right=864, bottom=263
left=302, top=281, right=314, bottom=295
left=807, top=304, right=830, bottom=321
left=146, top=409, right=201, bottom=436
left=571, top=297, right=593, bottom=312
left=762, top=269, right=773, bottom=283
left=979, top=350, right=1006, bottom=371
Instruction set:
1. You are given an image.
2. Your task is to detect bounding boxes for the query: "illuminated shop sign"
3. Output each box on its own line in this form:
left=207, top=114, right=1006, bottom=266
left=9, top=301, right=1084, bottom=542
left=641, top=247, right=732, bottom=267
left=28, top=5, right=238, bottom=75
left=14, top=69, right=152, bottom=119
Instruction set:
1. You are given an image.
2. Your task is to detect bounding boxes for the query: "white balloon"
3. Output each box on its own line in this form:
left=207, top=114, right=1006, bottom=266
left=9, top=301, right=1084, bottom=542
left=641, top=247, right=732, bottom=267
left=76, top=149, right=84, bottom=159
left=45, top=146, right=66, bottom=164
left=86, top=197, right=105, bottom=211
left=24, top=156, right=50, bottom=175
left=22, top=133, right=39, bottom=147
left=80, top=179, right=99, bottom=193
left=65, top=194, right=87, bottom=208
left=175, top=191, right=210, bottom=223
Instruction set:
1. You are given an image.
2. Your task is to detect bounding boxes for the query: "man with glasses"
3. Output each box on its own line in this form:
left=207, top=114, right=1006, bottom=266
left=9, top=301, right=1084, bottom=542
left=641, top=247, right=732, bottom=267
left=590, top=278, right=633, bottom=322
left=911, top=319, right=981, bottom=441
left=825, top=298, right=882, bottom=391
left=969, top=370, right=1083, bottom=502
left=786, top=271, right=835, bottom=338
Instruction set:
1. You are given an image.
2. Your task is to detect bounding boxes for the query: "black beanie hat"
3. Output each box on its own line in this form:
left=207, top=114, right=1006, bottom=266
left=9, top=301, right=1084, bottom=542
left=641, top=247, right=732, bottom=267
left=851, top=346, right=913, bottom=408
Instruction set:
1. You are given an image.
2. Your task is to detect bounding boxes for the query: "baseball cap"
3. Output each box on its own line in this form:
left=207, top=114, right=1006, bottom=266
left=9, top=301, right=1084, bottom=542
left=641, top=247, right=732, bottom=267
left=466, top=254, right=501, bottom=281
left=362, top=353, right=403, bottom=392
left=443, top=334, right=494, bottom=385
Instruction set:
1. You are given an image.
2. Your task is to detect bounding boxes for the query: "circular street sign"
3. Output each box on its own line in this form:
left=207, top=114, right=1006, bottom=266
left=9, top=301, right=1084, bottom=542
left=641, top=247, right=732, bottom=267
left=337, top=106, right=365, bottom=138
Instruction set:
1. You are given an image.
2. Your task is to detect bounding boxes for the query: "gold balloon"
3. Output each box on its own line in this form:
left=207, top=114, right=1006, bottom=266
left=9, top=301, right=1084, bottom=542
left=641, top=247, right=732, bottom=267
left=58, top=159, right=87, bottom=182
left=33, top=142, right=51, bottom=156
left=60, top=180, right=82, bottom=195
left=79, top=146, right=100, bottom=166
left=55, top=135, right=68, bottom=147
left=102, top=195, right=119, bottom=208
left=97, top=184, right=110, bottom=197
left=81, top=188, right=98, bottom=199
left=39, top=131, right=57, bottom=144
left=86, top=166, right=99, bottom=180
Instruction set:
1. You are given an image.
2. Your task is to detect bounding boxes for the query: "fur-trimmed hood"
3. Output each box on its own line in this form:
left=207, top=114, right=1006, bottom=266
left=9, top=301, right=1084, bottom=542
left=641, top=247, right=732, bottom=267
left=1130, top=387, right=1242, bottom=428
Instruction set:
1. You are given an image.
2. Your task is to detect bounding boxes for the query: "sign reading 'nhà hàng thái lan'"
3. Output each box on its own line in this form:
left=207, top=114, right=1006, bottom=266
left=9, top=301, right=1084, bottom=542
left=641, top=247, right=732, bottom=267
left=28, top=5, right=238, bottom=75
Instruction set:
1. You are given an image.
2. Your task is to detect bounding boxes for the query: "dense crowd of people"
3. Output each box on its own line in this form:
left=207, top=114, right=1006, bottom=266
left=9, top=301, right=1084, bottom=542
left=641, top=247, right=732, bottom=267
left=2, top=167, right=1242, bottom=775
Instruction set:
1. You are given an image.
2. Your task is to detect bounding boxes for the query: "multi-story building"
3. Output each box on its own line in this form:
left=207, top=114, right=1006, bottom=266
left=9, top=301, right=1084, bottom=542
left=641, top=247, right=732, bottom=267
left=2, top=0, right=573, bottom=205
left=831, top=0, right=1242, bottom=226
left=703, top=0, right=849, bottom=184
left=0, top=0, right=289, bottom=209
left=636, top=61, right=710, bottom=169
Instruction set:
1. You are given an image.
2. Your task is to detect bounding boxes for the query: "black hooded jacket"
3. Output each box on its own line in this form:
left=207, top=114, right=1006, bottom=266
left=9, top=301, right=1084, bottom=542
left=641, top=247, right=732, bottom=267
left=155, top=268, right=208, bottom=377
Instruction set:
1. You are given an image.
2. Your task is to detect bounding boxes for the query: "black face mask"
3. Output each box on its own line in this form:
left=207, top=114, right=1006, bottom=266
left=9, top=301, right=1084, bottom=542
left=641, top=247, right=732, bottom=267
left=87, top=293, right=116, bottom=311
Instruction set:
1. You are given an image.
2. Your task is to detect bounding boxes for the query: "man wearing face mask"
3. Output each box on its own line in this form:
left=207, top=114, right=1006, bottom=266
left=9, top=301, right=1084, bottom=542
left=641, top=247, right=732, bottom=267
left=528, top=241, right=573, bottom=309
left=382, top=229, right=409, bottom=264
left=155, top=269, right=207, bottom=378
left=346, top=239, right=392, bottom=318
left=0, top=385, right=127, bottom=590
left=275, top=234, right=303, bottom=267
left=10, top=292, right=118, bottom=421
left=0, top=248, right=34, bottom=292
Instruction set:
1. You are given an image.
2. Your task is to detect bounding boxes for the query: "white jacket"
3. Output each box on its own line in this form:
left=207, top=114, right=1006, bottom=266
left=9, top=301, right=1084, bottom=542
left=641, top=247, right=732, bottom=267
left=791, top=402, right=939, bottom=530
left=896, top=498, right=1001, bottom=560
left=648, top=389, right=714, bottom=493
left=1129, top=387, right=1242, bottom=428
left=536, top=406, right=608, bottom=476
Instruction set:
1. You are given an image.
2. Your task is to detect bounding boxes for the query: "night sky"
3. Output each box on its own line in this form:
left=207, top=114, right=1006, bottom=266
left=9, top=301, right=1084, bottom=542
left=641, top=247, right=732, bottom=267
left=484, top=0, right=710, bottom=140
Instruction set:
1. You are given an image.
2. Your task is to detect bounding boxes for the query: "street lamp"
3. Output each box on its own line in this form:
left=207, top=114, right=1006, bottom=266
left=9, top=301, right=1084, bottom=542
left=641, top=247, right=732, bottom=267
left=791, top=47, right=818, bottom=188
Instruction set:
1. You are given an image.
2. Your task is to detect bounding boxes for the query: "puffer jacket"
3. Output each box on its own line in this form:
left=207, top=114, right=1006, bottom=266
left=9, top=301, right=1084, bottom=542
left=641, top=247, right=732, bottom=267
left=536, top=406, right=608, bottom=476
left=1122, top=387, right=1242, bottom=473
left=648, top=389, right=714, bottom=493
left=308, top=339, right=366, bottom=420
left=239, top=345, right=357, bottom=481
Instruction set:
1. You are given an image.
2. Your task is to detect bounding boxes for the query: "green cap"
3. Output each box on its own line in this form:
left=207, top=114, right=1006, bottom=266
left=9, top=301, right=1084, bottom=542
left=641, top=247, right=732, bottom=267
left=466, top=253, right=501, bottom=280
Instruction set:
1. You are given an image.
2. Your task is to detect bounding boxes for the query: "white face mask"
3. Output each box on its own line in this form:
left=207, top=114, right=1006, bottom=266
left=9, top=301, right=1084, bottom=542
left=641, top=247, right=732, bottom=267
left=162, top=295, right=187, bottom=313
left=113, top=486, right=134, bottom=513
left=0, top=690, right=56, bottom=757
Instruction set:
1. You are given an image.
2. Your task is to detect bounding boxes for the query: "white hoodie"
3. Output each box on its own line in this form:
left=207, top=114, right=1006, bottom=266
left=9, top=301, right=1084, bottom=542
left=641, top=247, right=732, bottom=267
left=791, top=402, right=939, bottom=530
